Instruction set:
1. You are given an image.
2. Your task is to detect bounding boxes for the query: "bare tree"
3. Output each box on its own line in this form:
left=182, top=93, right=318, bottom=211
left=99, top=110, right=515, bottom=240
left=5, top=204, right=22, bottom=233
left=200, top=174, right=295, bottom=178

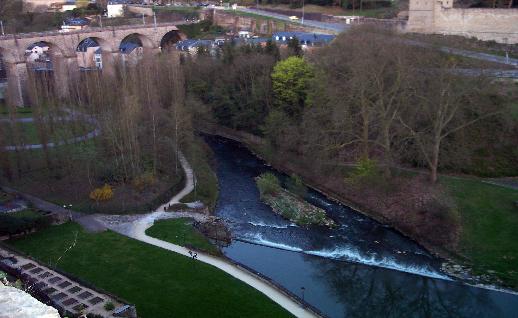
left=399, top=62, right=503, bottom=183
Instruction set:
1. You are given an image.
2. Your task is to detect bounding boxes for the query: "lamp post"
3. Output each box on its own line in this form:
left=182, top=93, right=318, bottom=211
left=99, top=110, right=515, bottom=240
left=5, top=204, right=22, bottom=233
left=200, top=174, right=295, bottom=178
left=301, top=0, right=305, bottom=25
left=503, top=37, right=510, bottom=64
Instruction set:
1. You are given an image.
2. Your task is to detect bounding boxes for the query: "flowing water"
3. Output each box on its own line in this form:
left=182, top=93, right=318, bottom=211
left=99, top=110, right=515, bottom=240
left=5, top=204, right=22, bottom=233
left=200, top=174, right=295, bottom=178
left=205, top=136, right=518, bottom=318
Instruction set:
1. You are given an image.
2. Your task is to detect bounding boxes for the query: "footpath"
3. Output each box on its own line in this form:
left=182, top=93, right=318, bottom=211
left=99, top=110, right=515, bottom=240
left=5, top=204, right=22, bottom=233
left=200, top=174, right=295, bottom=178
left=96, top=152, right=320, bottom=318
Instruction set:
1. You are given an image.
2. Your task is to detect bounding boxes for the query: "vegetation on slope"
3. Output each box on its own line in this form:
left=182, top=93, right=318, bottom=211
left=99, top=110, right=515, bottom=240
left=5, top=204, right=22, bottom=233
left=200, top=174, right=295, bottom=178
left=181, top=137, right=219, bottom=211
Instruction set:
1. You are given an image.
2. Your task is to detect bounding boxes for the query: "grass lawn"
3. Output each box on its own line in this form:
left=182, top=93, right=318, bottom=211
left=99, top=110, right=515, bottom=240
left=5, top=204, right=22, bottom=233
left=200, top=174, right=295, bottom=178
left=442, top=177, right=518, bottom=288
left=0, top=105, right=33, bottom=118
left=146, top=218, right=219, bottom=255
left=9, top=222, right=291, bottom=318
left=3, top=121, right=95, bottom=145
left=7, top=209, right=41, bottom=219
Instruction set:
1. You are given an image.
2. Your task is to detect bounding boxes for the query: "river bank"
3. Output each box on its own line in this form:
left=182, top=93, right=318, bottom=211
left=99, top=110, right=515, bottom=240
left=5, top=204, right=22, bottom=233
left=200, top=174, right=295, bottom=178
left=198, top=122, right=518, bottom=293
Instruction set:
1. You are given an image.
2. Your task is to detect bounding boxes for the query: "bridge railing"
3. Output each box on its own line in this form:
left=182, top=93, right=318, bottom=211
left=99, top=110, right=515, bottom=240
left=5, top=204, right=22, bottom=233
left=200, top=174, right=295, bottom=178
left=0, top=21, right=188, bottom=41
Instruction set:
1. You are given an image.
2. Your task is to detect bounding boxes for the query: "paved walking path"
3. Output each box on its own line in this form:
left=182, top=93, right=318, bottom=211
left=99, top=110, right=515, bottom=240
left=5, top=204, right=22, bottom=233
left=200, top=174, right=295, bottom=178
left=96, top=152, right=318, bottom=318
left=155, top=152, right=195, bottom=212
left=1, top=110, right=100, bottom=151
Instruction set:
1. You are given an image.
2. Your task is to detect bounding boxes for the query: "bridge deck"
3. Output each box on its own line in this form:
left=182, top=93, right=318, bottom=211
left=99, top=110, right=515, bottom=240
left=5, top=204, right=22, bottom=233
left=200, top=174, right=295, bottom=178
left=0, top=21, right=187, bottom=41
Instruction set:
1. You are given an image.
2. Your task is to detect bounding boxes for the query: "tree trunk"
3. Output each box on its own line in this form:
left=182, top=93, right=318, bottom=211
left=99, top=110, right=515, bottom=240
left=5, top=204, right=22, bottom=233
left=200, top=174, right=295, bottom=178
left=430, top=140, right=440, bottom=183
left=382, top=124, right=392, bottom=178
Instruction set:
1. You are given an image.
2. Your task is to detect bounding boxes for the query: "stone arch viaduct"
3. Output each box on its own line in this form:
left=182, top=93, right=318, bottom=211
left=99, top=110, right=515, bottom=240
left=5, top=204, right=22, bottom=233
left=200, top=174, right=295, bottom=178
left=0, top=22, right=187, bottom=106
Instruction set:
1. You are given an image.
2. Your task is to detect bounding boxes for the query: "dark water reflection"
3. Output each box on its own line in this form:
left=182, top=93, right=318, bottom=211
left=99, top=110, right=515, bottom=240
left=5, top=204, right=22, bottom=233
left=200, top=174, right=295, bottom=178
left=205, top=136, right=518, bottom=318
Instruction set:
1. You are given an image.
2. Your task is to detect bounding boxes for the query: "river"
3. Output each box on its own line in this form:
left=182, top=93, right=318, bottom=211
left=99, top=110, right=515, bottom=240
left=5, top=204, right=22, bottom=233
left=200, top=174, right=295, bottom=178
left=205, top=135, right=518, bottom=318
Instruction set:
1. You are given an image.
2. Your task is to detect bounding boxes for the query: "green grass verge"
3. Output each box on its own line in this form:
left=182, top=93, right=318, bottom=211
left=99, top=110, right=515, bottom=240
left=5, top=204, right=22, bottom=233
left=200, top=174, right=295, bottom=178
left=181, top=138, right=218, bottom=211
left=227, top=10, right=288, bottom=24
left=153, top=6, right=201, bottom=13
left=442, top=177, right=518, bottom=288
left=146, top=218, right=219, bottom=255
left=8, top=222, right=291, bottom=318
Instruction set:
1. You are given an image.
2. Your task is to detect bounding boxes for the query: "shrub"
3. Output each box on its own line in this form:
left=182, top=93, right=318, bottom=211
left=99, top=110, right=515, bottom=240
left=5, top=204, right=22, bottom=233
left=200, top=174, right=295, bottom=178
left=287, top=174, right=307, bottom=197
left=132, top=173, right=157, bottom=192
left=256, top=173, right=281, bottom=197
left=104, top=301, right=115, bottom=311
left=89, top=184, right=114, bottom=202
left=347, top=157, right=381, bottom=186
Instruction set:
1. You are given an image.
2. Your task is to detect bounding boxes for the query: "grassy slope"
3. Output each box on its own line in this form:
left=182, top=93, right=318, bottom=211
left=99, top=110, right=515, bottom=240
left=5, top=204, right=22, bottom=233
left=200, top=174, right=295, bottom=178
left=9, top=223, right=291, bottom=318
left=146, top=218, right=219, bottom=254
left=253, top=3, right=394, bottom=17
left=443, top=177, right=518, bottom=288
left=181, top=137, right=218, bottom=210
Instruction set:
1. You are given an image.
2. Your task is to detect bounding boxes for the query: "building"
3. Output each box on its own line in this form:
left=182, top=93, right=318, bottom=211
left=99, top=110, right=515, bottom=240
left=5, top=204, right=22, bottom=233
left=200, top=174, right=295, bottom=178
left=238, top=30, right=252, bottom=38
left=25, top=43, right=50, bottom=63
left=94, top=48, right=103, bottom=69
left=77, top=38, right=101, bottom=70
left=120, top=41, right=144, bottom=65
left=61, top=3, right=77, bottom=11
left=107, top=0, right=128, bottom=17
left=175, top=39, right=215, bottom=55
left=61, top=17, right=90, bottom=33
left=272, top=32, right=335, bottom=47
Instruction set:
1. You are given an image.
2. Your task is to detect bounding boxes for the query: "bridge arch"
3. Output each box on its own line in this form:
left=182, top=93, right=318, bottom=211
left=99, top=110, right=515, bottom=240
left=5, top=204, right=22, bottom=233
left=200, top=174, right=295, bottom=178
left=159, top=30, right=184, bottom=52
left=76, top=37, right=113, bottom=71
left=119, top=33, right=154, bottom=65
left=120, top=33, right=154, bottom=50
left=24, top=40, right=65, bottom=72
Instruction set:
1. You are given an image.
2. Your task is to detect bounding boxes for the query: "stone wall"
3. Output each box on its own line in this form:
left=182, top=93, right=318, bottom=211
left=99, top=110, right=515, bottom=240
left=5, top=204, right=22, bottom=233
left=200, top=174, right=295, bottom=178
left=127, top=5, right=154, bottom=17
left=22, top=0, right=64, bottom=12
left=407, top=0, right=518, bottom=44
left=434, top=7, right=518, bottom=43
left=211, top=9, right=336, bottom=35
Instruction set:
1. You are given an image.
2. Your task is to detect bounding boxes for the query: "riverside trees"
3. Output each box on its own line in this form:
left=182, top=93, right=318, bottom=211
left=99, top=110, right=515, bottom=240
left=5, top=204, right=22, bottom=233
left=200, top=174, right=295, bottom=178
left=183, top=28, right=518, bottom=251
left=186, top=28, right=515, bottom=184
left=0, top=53, right=194, bottom=212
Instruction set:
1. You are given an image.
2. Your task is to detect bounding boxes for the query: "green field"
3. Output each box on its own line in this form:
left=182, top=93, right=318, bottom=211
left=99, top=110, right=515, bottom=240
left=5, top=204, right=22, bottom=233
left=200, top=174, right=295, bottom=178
left=146, top=218, right=219, bottom=255
left=9, top=223, right=291, bottom=318
left=443, top=177, right=518, bottom=288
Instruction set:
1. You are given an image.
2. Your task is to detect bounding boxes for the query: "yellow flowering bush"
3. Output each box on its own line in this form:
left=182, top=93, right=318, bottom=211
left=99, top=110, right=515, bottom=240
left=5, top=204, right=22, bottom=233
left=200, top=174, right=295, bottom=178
left=89, top=184, right=114, bottom=202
